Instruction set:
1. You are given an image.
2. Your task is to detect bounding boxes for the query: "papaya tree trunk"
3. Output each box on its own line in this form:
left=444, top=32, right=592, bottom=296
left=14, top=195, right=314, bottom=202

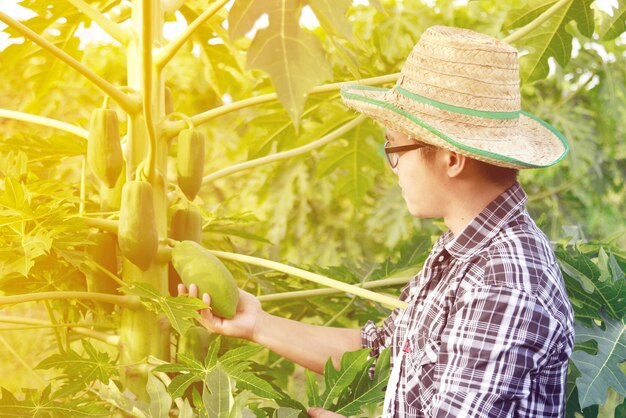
left=118, top=0, right=170, bottom=399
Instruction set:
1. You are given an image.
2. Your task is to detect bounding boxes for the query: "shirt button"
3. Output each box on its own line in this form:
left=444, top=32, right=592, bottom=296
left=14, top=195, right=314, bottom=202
left=438, top=255, right=445, bottom=262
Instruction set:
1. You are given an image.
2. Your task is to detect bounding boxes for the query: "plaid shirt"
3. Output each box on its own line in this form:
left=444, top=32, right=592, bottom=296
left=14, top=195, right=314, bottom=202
left=362, top=182, right=574, bottom=417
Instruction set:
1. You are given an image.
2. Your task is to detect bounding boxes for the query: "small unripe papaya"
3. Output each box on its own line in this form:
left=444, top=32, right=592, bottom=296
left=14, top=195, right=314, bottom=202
left=168, top=208, right=203, bottom=296
left=88, top=108, right=123, bottom=188
left=118, top=181, right=158, bottom=271
left=177, top=325, right=210, bottom=363
left=172, top=240, right=239, bottom=319
left=176, top=129, right=205, bottom=201
left=85, top=232, right=119, bottom=313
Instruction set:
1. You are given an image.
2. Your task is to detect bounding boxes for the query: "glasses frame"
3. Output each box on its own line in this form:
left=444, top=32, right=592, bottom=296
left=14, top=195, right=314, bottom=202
left=384, top=140, right=428, bottom=168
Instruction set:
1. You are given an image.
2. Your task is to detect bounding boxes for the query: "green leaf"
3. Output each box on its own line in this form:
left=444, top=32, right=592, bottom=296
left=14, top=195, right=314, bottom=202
left=321, top=349, right=372, bottom=409
left=571, top=314, right=626, bottom=408
left=167, top=373, right=202, bottom=401
left=557, top=248, right=626, bottom=322
left=305, top=369, right=322, bottom=407
left=219, top=345, right=264, bottom=367
left=96, top=380, right=149, bottom=418
left=0, top=384, right=110, bottom=416
left=35, top=340, right=117, bottom=389
left=203, top=365, right=234, bottom=418
left=316, top=121, right=384, bottom=206
left=309, top=0, right=354, bottom=40
left=597, top=1, right=626, bottom=40
left=276, top=407, right=302, bottom=418
left=228, top=0, right=266, bottom=40
left=121, top=282, right=206, bottom=335
left=505, top=0, right=594, bottom=82
left=146, top=374, right=172, bottom=418
left=247, top=0, right=332, bottom=127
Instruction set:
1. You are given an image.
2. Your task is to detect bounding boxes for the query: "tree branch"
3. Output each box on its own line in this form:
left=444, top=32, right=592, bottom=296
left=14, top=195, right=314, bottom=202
left=0, top=12, right=140, bottom=115
left=201, top=115, right=366, bottom=184
left=0, top=291, right=141, bottom=309
left=67, top=0, right=129, bottom=44
left=0, top=109, right=88, bottom=139
left=155, top=0, right=231, bottom=69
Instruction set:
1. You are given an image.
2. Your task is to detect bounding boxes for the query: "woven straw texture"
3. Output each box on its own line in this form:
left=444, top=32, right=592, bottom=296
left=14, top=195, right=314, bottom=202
left=340, top=26, right=568, bottom=169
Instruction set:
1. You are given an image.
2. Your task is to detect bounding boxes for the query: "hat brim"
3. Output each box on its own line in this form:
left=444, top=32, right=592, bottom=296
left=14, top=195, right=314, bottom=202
left=340, top=84, right=569, bottom=169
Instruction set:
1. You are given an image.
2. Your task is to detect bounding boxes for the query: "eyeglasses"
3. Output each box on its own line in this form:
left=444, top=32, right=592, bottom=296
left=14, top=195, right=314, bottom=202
left=384, top=140, right=427, bottom=168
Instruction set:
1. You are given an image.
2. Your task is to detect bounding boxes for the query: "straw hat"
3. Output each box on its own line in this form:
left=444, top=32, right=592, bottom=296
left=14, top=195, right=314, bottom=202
left=340, top=26, right=569, bottom=169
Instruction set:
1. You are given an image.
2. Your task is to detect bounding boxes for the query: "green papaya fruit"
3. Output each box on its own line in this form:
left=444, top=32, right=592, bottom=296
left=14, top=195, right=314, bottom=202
left=176, top=128, right=205, bottom=201
left=177, top=325, right=210, bottom=363
left=168, top=208, right=203, bottom=296
left=85, top=231, right=119, bottom=313
left=171, top=240, right=239, bottom=319
left=87, top=108, right=123, bottom=188
left=118, top=181, right=158, bottom=271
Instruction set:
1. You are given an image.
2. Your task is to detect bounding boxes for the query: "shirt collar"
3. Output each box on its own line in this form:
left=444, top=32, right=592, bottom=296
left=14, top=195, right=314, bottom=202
left=443, top=182, right=528, bottom=261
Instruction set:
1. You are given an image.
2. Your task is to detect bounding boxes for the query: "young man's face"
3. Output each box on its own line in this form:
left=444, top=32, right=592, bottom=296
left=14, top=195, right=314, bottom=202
left=384, top=129, right=445, bottom=219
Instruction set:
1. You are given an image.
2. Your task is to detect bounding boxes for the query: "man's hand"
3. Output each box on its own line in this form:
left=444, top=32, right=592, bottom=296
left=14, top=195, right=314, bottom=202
left=178, top=284, right=263, bottom=341
left=307, top=407, right=346, bottom=418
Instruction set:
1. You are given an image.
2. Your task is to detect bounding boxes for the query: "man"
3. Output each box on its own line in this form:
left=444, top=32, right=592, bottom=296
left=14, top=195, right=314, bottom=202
left=180, top=26, right=575, bottom=417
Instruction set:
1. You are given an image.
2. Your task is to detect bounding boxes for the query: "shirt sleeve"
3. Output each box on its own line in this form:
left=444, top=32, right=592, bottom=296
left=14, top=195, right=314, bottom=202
left=428, top=285, right=563, bottom=418
left=361, top=280, right=415, bottom=358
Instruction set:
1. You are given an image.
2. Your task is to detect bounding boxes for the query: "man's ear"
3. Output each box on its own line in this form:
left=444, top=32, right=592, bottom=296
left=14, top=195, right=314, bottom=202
left=445, top=150, right=466, bottom=178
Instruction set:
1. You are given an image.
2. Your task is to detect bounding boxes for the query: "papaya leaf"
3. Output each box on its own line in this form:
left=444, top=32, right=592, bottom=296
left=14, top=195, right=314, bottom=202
left=371, top=233, right=431, bottom=280
left=308, top=0, right=354, bottom=40
left=0, top=385, right=110, bottom=417
left=35, top=340, right=117, bottom=392
left=96, top=380, right=149, bottom=417
left=504, top=0, right=594, bottom=82
left=557, top=248, right=626, bottom=323
left=276, top=407, right=302, bottom=418
left=571, top=314, right=626, bottom=408
left=146, top=373, right=172, bottom=418
left=203, top=365, right=234, bottom=418
left=321, top=348, right=372, bottom=409
left=121, top=282, right=206, bottom=336
left=167, top=373, right=203, bottom=401
left=228, top=0, right=267, bottom=40
left=219, top=345, right=264, bottom=367
left=306, top=369, right=322, bottom=407
left=597, top=0, right=626, bottom=40
left=316, top=121, right=384, bottom=206
left=246, top=0, right=332, bottom=127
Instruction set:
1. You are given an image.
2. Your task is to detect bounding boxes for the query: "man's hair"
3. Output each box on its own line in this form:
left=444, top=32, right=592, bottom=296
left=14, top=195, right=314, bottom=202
left=420, top=144, right=519, bottom=184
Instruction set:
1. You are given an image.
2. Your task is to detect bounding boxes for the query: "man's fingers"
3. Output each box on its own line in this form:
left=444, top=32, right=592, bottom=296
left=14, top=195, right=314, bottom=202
left=177, top=283, right=187, bottom=296
left=188, top=283, right=198, bottom=298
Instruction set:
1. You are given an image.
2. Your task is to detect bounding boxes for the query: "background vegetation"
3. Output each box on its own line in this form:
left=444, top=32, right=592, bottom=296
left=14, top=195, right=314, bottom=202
left=0, top=0, right=624, bottom=416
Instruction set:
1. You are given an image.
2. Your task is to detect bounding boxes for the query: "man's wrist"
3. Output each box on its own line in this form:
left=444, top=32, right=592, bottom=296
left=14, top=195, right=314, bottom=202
left=250, top=310, right=272, bottom=346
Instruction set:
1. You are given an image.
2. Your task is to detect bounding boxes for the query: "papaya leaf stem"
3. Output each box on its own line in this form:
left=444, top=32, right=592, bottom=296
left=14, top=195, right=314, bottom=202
left=210, top=251, right=407, bottom=310
left=502, top=0, right=573, bottom=44
left=162, top=74, right=398, bottom=137
left=0, top=291, right=141, bottom=309
left=155, top=0, right=230, bottom=69
left=258, top=277, right=411, bottom=302
left=202, top=115, right=366, bottom=184
left=67, top=0, right=129, bottom=44
left=0, top=109, right=88, bottom=139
